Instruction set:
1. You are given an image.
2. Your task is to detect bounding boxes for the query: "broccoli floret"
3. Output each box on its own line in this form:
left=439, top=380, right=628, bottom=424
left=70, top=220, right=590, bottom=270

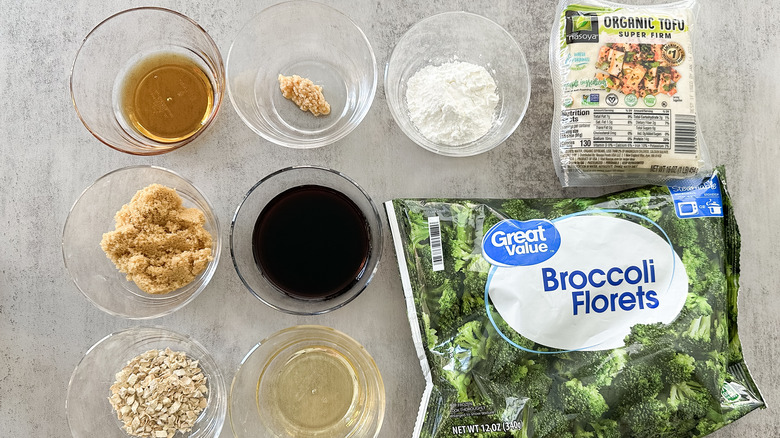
left=532, top=407, right=573, bottom=438
left=407, top=208, right=432, bottom=250
left=553, top=349, right=628, bottom=387
left=442, top=368, right=472, bottom=403
left=450, top=203, right=476, bottom=245
left=452, top=320, right=489, bottom=365
left=684, top=314, right=712, bottom=344
left=505, top=359, right=554, bottom=410
left=658, top=211, right=700, bottom=250
left=416, top=244, right=450, bottom=288
left=681, top=246, right=726, bottom=297
left=484, top=316, right=537, bottom=375
left=693, top=350, right=728, bottom=397
left=441, top=320, right=490, bottom=402
left=589, top=418, right=620, bottom=438
left=421, top=312, right=438, bottom=352
left=461, top=271, right=488, bottom=316
left=684, top=294, right=713, bottom=316
left=667, top=380, right=712, bottom=419
left=604, top=187, right=666, bottom=224
left=623, top=322, right=671, bottom=354
left=424, top=279, right=460, bottom=335
left=450, top=239, right=476, bottom=272
left=661, top=352, right=696, bottom=386
left=592, top=349, right=629, bottom=387
left=502, top=199, right=546, bottom=221
left=560, top=378, right=608, bottom=422
left=620, top=397, right=672, bottom=438
left=572, top=423, right=595, bottom=438
left=610, top=361, right=664, bottom=407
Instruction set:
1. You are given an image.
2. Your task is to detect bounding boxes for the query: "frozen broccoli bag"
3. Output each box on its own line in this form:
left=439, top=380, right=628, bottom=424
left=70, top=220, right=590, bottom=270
left=385, top=167, right=763, bottom=437
left=550, top=0, right=712, bottom=186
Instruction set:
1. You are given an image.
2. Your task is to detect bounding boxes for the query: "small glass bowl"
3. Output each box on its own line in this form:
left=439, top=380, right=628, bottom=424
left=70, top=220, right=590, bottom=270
left=66, top=326, right=227, bottom=438
left=62, top=165, right=221, bottom=319
left=70, top=7, right=225, bottom=155
left=230, top=325, right=385, bottom=438
left=385, top=11, right=531, bottom=157
left=230, top=166, right=382, bottom=315
left=226, top=1, right=377, bottom=148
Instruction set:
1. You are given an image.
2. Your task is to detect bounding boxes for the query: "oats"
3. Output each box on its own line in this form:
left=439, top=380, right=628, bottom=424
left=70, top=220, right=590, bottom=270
left=108, top=349, right=208, bottom=438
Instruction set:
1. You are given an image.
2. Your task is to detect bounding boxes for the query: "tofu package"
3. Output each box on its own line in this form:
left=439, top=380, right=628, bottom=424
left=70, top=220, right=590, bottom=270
left=550, top=0, right=713, bottom=187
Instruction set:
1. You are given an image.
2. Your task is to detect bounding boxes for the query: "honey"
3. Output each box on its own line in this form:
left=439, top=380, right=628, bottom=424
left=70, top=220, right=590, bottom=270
left=119, top=52, right=213, bottom=143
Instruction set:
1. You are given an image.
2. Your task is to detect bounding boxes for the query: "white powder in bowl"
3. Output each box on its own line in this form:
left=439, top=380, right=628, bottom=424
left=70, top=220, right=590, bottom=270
left=405, top=61, right=499, bottom=146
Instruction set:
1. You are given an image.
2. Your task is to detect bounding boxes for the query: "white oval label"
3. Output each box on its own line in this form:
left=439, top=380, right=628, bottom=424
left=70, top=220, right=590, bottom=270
left=487, top=214, right=688, bottom=351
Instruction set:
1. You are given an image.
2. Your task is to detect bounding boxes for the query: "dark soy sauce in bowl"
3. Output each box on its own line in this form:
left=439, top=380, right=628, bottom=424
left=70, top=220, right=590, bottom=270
left=251, top=185, right=370, bottom=300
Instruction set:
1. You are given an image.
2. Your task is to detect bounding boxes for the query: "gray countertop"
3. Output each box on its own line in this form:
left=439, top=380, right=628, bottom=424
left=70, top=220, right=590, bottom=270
left=1, top=1, right=777, bottom=437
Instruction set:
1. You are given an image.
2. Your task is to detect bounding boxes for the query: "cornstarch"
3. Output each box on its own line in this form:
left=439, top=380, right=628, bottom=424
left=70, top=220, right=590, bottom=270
left=406, top=61, right=498, bottom=146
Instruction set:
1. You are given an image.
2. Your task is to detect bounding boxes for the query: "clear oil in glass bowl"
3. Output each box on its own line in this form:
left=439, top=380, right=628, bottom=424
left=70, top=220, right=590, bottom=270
left=230, top=325, right=384, bottom=438
left=259, top=346, right=360, bottom=433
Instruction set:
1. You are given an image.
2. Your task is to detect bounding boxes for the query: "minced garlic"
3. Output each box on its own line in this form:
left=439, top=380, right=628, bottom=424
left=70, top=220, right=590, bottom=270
left=278, top=74, right=331, bottom=116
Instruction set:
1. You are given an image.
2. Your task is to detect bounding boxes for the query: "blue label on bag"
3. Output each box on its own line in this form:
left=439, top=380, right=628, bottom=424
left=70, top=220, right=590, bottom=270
left=482, top=219, right=561, bottom=267
left=667, top=174, right=724, bottom=219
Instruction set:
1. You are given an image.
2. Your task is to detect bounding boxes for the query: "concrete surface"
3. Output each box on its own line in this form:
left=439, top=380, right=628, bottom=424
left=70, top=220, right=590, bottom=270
left=1, top=0, right=777, bottom=437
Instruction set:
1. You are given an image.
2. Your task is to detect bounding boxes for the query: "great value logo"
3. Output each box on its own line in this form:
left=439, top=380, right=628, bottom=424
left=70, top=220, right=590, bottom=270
left=482, top=219, right=561, bottom=267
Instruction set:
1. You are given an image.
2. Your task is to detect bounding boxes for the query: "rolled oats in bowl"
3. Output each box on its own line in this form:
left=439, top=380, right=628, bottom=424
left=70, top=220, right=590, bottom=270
left=108, top=348, right=209, bottom=438
left=66, top=327, right=226, bottom=438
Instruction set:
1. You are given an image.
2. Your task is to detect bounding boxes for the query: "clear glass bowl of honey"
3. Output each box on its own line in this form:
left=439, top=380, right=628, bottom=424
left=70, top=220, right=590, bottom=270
left=70, top=7, right=225, bottom=155
left=229, top=325, right=385, bottom=438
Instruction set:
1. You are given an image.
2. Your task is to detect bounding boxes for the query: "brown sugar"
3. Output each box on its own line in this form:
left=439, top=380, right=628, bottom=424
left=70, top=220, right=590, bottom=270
left=278, top=74, right=331, bottom=116
left=100, top=184, right=213, bottom=295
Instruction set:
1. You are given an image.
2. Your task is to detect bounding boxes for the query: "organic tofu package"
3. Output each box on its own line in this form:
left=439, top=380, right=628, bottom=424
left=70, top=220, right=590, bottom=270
left=550, top=0, right=712, bottom=186
left=385, top=167, right=763, bottom=437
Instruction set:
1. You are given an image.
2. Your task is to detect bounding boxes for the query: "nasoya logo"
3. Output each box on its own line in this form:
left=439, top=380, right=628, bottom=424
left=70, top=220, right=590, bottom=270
left=565, top=10, right=599, bottom=44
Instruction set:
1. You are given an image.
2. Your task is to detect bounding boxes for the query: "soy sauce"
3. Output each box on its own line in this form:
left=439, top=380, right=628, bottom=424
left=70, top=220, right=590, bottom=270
left=252, top=185, right=370, bottom=300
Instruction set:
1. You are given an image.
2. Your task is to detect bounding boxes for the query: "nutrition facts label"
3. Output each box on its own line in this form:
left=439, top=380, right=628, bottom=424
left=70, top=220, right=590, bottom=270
left=562, top=108, right=672, bottom=150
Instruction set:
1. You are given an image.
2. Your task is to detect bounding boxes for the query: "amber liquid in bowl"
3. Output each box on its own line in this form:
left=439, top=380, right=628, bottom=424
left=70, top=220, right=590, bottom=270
left=119, top=52, right=214, bottom=143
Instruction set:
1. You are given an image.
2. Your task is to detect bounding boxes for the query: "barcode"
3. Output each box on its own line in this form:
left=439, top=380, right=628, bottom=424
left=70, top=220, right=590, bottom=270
left=673, top=114, right=697, bottom=154
left=428, top=216, right=444, bottom=272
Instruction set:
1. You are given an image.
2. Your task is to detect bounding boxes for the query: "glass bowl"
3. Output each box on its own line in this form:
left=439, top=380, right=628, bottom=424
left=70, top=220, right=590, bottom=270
left=66, top=326, right=227, bottom=438
left=62, top=165, right=221, bottom=319
left=230, top=325, right=385, bottom=438
left=226, top=1, right=377, bottom=148
left=70, top=7, right=225, bottom=155
left=385, top=11, right=531, bottom=157
left=230, top=166, right=382, bottom=315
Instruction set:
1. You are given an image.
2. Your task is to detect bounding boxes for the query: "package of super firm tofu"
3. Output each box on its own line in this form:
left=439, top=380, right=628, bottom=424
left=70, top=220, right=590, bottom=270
left=550, top=0, right=712, bottom=187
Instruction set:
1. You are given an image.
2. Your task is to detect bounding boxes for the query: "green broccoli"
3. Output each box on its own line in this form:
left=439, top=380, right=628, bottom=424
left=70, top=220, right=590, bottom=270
left=553, top=349, right=628, bottom=387
left=589, top=418, right=620, bottom=438
left=531, top=407, right=574, bottom=438
left=393, top=169, right=764, bottom=438
left=407, top=208, right=432, bottom=250
left=619, top=397, right=672, bottom=438
left=502, top=199, right=546, bottom=221
left=560, top=378, right=608, bottom=422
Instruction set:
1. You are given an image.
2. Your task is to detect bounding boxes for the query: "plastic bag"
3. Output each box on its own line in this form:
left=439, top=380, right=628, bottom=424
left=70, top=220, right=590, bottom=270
left=386, top=167, right=763, bottom=437
left=550, top=0, right=712, bottom=187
